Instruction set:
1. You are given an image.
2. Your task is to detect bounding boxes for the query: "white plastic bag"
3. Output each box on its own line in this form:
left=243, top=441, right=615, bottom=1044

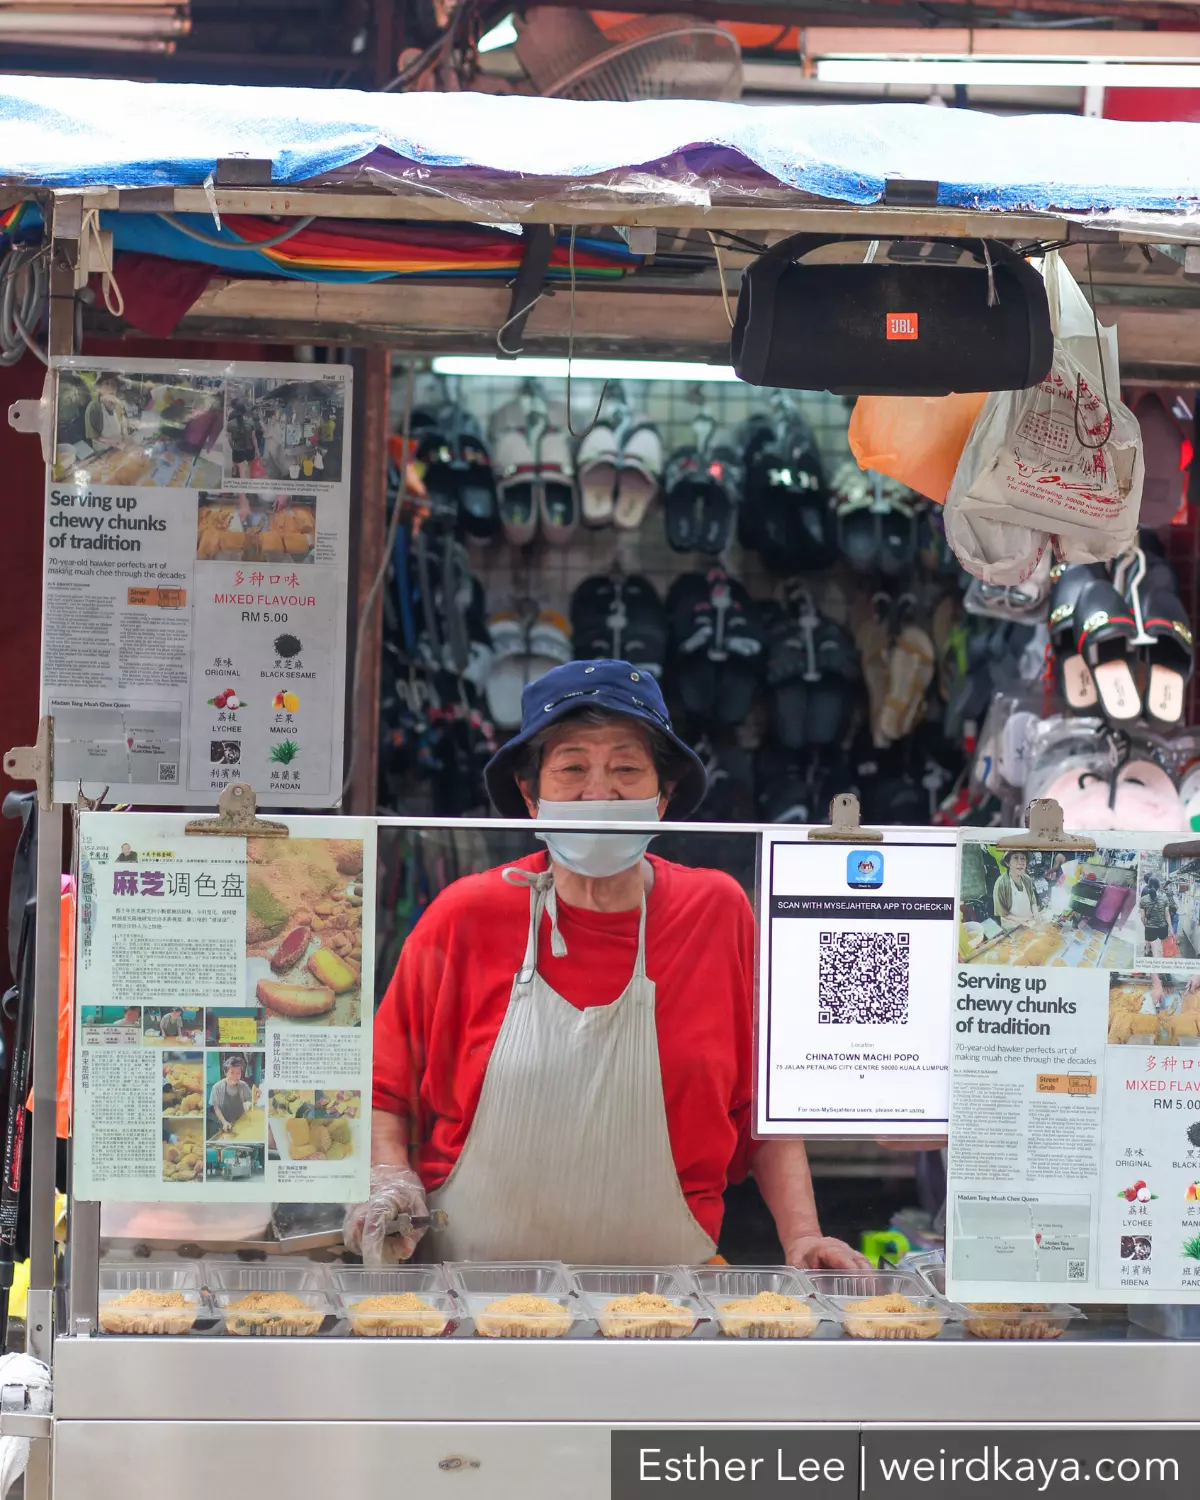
left=944, top=252, right=1143, bottom=583
left=0, top=1353, right=50, bottom=1500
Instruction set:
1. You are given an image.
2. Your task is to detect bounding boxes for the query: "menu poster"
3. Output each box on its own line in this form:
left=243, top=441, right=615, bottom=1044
left=43, top=357, right=351, bottom=806
left=947, top=833, right=1200, bottom=1303
left=755, top=828, right=958, bottom=1137
left=74, top=813, right=374, bottom=1203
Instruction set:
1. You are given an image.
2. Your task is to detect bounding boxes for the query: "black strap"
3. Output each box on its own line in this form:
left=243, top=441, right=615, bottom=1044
left=2, top=793, right=35, bottom=986
left=759, top=233, right=1028, bottom=271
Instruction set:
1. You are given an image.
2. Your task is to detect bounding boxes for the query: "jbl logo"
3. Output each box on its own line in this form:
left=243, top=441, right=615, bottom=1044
left=886, top=312, right=919, bottom=340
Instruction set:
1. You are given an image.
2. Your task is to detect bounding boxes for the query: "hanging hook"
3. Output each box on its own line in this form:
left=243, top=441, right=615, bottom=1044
left=1073, top=243, right=1114, bottom=451
left=565, top=224, right=608, bottom=440
left=496, top=293, right=545, bottom=357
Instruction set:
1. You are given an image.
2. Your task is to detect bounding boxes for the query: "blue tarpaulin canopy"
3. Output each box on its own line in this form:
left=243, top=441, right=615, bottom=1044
left=0, top=73, right=1196, bottom=215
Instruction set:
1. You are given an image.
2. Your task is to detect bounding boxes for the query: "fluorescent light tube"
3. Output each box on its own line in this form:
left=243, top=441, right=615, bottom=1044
left=0, top=9, right=187, bottom=33
left=477, top=13, right=516, bottom=52
left=430, top=356, right=741, bottom=382
left=816, top=58, right=1200, bottom=87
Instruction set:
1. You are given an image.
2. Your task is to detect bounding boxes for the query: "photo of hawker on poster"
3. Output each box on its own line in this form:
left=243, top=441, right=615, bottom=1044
left=948, top=834, right=1200, bottom=1306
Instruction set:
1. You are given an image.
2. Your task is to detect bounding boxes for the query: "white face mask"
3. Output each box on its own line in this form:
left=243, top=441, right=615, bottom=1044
left=535, top=797, right=661, bottom=878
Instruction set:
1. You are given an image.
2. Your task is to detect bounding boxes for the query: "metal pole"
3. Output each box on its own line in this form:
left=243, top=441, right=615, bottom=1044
left=22, top=198, right=81, bottom=1500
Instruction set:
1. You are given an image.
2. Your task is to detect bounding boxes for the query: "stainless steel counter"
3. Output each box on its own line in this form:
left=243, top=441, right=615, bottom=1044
left=51, top=1336, right=1200, bottom=1499
left=54, top=1332, right=1193, bottom=1425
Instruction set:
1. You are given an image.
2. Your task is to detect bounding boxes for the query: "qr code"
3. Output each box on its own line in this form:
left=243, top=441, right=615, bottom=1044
left=157, top=762, right=178, bottom=784
left=1067, top=1260, right=1087, bottom=1281
left=818, top=931, right=909, bottom=1024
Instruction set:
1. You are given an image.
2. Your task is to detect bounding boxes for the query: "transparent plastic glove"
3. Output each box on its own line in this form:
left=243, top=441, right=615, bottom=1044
left=343, top=1165, right=428, bottom=1265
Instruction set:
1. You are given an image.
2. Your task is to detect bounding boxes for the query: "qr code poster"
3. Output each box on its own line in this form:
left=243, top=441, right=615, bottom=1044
left=755, top=831, right=958, bottom=1138
left=818, top=931, right=910, bottom=1025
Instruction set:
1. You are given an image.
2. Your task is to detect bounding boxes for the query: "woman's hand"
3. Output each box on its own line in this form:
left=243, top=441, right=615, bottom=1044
left=343, top=1164, right=428, bottom=1265
left=785, top=1235, right=872, bottom=1272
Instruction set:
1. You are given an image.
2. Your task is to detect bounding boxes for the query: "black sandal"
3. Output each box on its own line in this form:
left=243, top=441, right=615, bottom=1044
left=1074, top=577, right=1141, bottom=723
left=1048, top=561, right=1104, bottom=712
left=1141, top=591, right=1193, bottom=727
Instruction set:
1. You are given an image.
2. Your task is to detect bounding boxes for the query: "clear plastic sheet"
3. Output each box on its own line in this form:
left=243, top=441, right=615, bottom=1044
left=316, top=145, right=824, bottom=219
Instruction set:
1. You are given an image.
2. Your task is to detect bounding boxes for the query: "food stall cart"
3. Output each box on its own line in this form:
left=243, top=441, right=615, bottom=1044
left=3, top=77, right=1200, bottom=1500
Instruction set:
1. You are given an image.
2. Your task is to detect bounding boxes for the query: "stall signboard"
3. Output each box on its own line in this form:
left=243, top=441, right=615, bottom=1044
left=947, top=832, right=1200, bottom=1302
left=755, top=828, right=958, bottom=1137
left=43, top=358, right=351, bottom=806
left=74, top=812, right=374, bottom=1203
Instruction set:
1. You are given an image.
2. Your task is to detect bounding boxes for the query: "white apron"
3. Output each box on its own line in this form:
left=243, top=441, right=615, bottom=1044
left=100, top=403, right=122, bottom=441
left=1006, top=880, right=1034, bottom=924
left=428, top=869, right=716, bottom=1265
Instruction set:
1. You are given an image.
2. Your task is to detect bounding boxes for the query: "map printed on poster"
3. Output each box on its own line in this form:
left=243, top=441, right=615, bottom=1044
left=42, top=358, right=352, bottom=806
left=756, top=828, right=958, bottom=1137
left=74, top=813, right=374, bottom=1204
left=947, top=832, right=1200, bottom=1303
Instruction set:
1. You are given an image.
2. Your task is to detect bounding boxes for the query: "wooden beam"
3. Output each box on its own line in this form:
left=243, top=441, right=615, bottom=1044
left=88, top=184, right=1067, bottom=241
left=177, top=278, right=733, bottom=357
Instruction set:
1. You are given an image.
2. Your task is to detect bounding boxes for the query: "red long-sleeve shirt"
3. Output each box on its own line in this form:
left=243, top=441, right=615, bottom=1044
left=373, top=851, right=757, bottom=1244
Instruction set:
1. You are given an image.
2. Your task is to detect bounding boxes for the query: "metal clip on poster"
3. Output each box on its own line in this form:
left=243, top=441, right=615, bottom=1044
left=183, top=782, right=289, bottom=840
left=3, top=717, right=53, bottom=814
left=994, top=797, right=1096, bottom=854
left=806, top=791, right=883, bottom=843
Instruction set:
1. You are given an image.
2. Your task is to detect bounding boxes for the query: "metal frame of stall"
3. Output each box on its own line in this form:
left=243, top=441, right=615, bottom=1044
left=9, top=172, right=1200, bottom=1498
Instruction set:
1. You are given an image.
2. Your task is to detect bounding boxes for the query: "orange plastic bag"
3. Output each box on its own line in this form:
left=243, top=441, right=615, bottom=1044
left=848, top=392, right=988, bottom=504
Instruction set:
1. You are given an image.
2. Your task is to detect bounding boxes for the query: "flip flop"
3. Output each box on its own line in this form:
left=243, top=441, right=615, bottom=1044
left=838, top=507, right=880, bottom=574
left=536, top=426, right=578, bottom=545
left=614, top=424, right=663, bottom=530
left=1074, top=578, right=1141, bottom=722
left=494, top=428, right=538, bottom=547
left=577, top=424, right=618, bottom=527
left=877, top=505, right=919, bottom=580
left=1141, top=592, right=1193, bottom=727
left=1048, top=561, right=1104, bottom=712
left=571, top=574, right=668, bottom=678
left=455, top=432, right=499, bottom=541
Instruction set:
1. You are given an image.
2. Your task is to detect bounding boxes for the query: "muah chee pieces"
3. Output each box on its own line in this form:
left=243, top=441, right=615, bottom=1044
left=270, top=926, right=311, bottom=973
left=256, top=979, right=336, bottom=1018
left=308, top=947, right=358, bottom=994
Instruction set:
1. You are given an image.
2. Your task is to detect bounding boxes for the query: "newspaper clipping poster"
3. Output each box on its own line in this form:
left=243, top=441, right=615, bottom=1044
left=948, top=832, right=1200, bottom=1303
left=43, top=358, right=351, bottom=806
left=756, top=828, right=958, bottom=1137
left=74, top=813, right=374, bottom=1203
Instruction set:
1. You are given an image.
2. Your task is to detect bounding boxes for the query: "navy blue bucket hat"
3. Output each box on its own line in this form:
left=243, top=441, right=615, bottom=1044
left=483, top=658, right=708, bottom=820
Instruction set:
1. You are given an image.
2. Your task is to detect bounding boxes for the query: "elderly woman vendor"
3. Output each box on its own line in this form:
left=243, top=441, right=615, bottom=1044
left=993, top=849, right=1044, bottom=932
left=347, top=659, right=867, bottom=1271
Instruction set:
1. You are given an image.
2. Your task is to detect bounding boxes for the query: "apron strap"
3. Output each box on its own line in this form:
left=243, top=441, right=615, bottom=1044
left=501, top=866, right=568, bottom=971
left=633, top=892, right=649, bottom=982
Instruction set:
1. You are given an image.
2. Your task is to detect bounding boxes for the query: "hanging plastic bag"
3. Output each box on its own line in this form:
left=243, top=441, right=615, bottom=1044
left=848, top=391, right=987, bottom=504
left=944, top=252, right=1143, bottom=583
